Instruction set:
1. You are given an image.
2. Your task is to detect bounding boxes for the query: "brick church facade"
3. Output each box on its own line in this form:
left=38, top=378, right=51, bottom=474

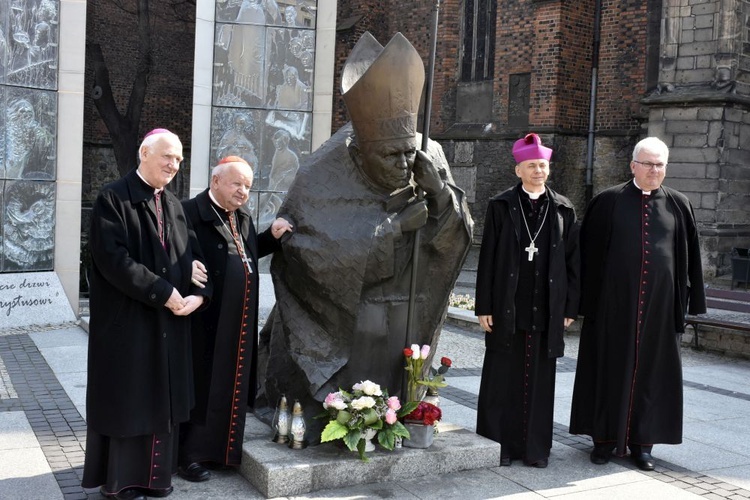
left=81, top=0, right=749, bottom=281
left=332, top=0, right=750, bottom=278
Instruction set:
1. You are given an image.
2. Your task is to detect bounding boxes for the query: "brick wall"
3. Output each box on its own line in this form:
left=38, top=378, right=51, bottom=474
left=83, top=0, right=196, bottom=146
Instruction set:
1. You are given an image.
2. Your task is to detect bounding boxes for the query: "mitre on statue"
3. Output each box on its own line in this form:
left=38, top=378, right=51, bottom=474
left=341, top=32, right=425, bottom=145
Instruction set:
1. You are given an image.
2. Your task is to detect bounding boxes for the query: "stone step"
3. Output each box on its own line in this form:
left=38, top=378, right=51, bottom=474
left=240, top=415, right=501, bottom=498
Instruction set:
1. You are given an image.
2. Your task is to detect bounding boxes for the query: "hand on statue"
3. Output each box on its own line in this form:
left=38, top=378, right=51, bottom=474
left=394, top=200, right=428, bottom=233
left=271, top=217, right=294, bottom=240
left=172, top=295, right=204, bottom=316
left=412, top=150, right=444, bottom=197
left=191, top=260, right=208, bottom=289
left=479, top=315, right=493, bottom=333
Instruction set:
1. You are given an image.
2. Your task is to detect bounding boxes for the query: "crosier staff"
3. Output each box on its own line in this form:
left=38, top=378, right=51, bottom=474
left=405, top=0, right=441, bottom=398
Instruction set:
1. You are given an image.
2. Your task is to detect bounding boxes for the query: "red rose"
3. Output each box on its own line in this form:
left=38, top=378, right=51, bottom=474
left=406, top=402, right=441, bottom=425
left=440, top=357, right=452, bottom=367
left=404, top=348, right=414, bottom=358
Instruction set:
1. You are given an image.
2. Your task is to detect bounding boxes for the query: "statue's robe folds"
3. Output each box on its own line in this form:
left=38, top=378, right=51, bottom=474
left=258, top=124, right=472, bottom=439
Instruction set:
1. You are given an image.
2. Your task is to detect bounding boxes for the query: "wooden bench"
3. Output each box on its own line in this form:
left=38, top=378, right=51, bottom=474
left=684, top=287, right=750, bottom=349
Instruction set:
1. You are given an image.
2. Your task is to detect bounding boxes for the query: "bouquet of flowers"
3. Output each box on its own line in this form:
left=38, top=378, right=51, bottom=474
left=403, top=344, right=452, bottom=402
left=319, top=380, right=414, bottom=460
left=403, top=400, right=442, bottom=426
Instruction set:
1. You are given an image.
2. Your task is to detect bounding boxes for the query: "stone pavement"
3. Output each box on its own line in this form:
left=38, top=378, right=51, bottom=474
left=2, top=273, right=750, bottom=499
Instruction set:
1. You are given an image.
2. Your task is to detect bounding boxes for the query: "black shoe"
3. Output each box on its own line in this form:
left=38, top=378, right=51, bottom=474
left=631, top=452, right=655, bottom=471
left=500, top=455, right=512, bottom=466
left=137, top=485, right=174, bottom=497
left=100, top=488, right=147, bottom=500
left=178, top=462, right=211, bottom=482
left=527, top=458, right=548, bottom=468
left=590, top=448, right=611, bottom=465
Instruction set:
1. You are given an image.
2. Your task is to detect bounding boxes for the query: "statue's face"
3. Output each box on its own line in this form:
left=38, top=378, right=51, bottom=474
left=358, top=137, right=418, bottom=193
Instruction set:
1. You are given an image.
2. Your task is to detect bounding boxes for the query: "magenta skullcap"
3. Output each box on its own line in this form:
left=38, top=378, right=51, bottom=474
left=512, top=133, right=553, bottom=163
left=144, top=128, right=173, bottom=139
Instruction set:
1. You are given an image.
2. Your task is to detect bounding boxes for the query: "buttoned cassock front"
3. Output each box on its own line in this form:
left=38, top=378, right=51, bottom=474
left=475, top=185, right=580, bottom=357
left=180, top=189, right=279, bottom=465
left=86, top=170, right=211, bottom=438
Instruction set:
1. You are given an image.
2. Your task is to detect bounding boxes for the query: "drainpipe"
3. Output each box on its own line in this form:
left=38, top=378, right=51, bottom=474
left=585, top=0, right=603, bottom=205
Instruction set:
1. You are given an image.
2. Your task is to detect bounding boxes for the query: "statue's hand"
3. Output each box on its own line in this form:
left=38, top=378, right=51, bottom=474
left=394, top=200, right=428, bottom=233
left=412, top=150, right=444, bottom=197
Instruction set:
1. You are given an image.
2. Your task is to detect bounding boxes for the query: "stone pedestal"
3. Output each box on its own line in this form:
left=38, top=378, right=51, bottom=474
left=241, top=415, right=501, bottom=498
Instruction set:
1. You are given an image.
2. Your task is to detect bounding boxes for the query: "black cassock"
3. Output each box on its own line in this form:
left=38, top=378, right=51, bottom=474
left=570, top=182, right=706, bottom=455
left=477, top=190, right=560, bottom=464
left=180, top=192, right=278, bottom=466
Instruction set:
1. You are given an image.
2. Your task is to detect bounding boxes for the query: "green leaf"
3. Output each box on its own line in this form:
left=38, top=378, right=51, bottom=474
left=343, top=429, right=361, bottom=452
left=363, top=408, right=379, bottom=426
left=378, top=428, right=396, bottom=450
left=391, top=420, right=411, bottom=438
left=320, top=421, right=349, bottom=443
left=398, top=401, right=419, bottom=417
left=336, top=410, right=352, bottom=425
left=357, top=437, right=369, bottom=462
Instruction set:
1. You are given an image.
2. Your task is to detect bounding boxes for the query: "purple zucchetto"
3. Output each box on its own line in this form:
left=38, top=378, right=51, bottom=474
left=512, top=133, right=553, bottom=163
left=144, top=128, right=173, bottom=139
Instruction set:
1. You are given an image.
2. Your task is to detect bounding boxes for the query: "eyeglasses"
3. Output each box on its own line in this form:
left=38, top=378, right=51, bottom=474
left=633, top=160, right=667, bottom=170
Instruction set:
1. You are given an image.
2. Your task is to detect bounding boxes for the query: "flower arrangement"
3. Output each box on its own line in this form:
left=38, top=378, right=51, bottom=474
left=403, top=400, right=442, bottom=426
left=403, top=344, right=452, bottom=402
left=319, top=380, right=415, bottom=461
left=449, top=292, right=475, bottom=311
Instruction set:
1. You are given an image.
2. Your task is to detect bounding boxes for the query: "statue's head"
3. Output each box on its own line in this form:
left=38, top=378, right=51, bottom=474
left=342, top=32, right=424, bottom=193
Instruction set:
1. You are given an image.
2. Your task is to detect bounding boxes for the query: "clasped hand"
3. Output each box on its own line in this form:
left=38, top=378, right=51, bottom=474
left=165, top=288, right=204, bottom=316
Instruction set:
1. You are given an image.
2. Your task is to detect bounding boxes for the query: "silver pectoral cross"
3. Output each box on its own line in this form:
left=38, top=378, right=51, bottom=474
left=525, top=242, right=538, bottom=261
left=241, top=257, right=254, bottom=273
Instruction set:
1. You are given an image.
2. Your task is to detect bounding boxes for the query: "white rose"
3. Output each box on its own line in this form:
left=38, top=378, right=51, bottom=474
left=351, top=396, right=376, bottom=410
left=360, top=380, right=382, bottom=396
left=330, top=399, right=347, bottom=410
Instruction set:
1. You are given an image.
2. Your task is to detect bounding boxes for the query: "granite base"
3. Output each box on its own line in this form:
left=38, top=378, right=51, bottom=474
left=240, top=415, right=501, bottom=498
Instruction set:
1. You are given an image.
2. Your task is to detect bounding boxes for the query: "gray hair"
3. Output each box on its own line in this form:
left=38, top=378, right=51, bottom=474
left=632, top=137, right=669, bottom=163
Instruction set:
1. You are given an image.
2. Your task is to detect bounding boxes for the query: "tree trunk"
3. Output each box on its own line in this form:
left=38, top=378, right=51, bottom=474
left=89, top=0, right=153, bottom=177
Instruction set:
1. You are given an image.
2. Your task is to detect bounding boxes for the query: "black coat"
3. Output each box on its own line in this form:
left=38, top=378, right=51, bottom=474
left=569, top=181, right=706, bottom=451
left=182, top=189, right=280, bottom=418
left=475, top=184, right=580, bottom=357
left=86, top=170, right=211, bottom=437
left=579, top=181, right=706, bottom=326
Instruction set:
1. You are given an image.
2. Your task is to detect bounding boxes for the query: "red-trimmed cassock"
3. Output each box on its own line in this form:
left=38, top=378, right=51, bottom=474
left=570, top=180, right=706, bottom=456
left=475, top=184, right=580, bottom=465
left=180, top=189, right=280, bottom=466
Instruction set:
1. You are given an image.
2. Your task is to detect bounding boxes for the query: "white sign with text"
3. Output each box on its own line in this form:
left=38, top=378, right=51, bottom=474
left=0, top=272, right=76, bottom=329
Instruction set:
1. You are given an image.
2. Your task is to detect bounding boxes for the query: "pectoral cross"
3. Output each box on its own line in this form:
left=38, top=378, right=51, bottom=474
left=525, top=242, right=538, bottom=261
left=241, top=257, right=254, bottom=273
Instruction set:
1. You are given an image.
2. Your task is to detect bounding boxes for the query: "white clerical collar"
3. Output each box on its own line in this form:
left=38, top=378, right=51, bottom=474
left=136, top=168, right=163, bottom=194
left=632, top=179, right=651, bottom=195
left=208, top=190, right=230, bottom=212
left=522, top=185, right=546, bottom=200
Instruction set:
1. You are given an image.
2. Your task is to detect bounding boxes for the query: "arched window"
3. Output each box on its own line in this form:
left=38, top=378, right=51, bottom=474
left=460, top=0, right=496, bottom=82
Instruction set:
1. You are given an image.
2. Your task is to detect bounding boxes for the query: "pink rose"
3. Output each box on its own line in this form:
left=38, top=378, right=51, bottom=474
left=386, top=396, right=401, bottom=411
left=385, top=408, right=397, bottom=425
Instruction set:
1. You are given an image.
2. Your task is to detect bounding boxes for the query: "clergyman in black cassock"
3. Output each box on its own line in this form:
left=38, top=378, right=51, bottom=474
left=82, top=129, right=211, bottom=500
left=178, top=156, right=292, bottom=481
left=569, top=136, right=706, bottom=471
left=475, top=133, right=580, bottom=468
